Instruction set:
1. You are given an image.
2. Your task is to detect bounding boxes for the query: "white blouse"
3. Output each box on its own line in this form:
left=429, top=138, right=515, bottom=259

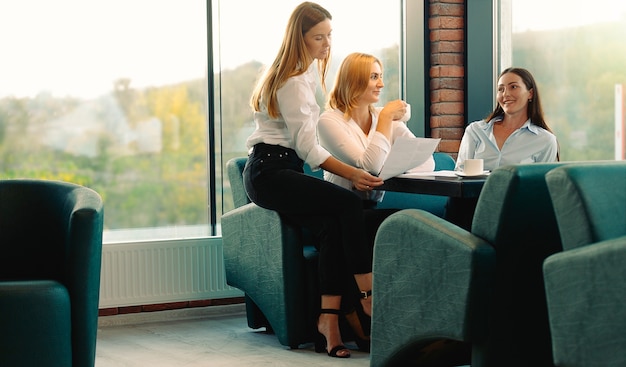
left=246, top=63, right=331, bottom=170
left=456, top=117, right=558, bottom=171
left=318, top=107, right=435, bottom=197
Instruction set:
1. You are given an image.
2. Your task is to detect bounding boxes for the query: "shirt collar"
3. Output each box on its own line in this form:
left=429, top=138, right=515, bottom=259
left=485, top=116, right=538, bottom=135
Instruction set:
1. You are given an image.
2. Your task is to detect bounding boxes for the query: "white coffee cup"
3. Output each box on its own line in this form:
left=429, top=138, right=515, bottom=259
left=462, top=158, right=484, bottom=176
left=399, top=103, right=411, bottom=122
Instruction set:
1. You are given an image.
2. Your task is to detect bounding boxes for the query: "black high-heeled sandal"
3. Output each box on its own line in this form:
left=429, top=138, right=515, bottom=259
left=359, top=289, right=372, bottom=315
left=315, top=309, right=351, bottom=358
left=360, top=289, right=372, bottom=299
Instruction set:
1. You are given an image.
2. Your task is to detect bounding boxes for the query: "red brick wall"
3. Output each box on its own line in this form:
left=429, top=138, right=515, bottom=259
left=428, top=0, right=465, bottom=159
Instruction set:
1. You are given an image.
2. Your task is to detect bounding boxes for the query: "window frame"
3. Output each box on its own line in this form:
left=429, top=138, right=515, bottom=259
left=404, top=0, right=427, bottom=137
left=465, top=0, right=499, bottom=125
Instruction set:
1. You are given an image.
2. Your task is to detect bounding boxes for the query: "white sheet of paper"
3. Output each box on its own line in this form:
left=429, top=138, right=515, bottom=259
left=397, top=170, right=457, bottom=179
left=378, top=137, right=441, bottom=180
left=397, top=170, right=492, bottom=179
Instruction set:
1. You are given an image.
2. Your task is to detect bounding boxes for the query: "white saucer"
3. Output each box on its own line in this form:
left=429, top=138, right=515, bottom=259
left=455, top=170, right=490, bottom=178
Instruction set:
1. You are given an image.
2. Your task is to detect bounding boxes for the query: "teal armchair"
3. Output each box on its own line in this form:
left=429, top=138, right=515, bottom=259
left=0, top=179, right=104, bottom=367
left=221, top=153, right=455, bottom=348
left=222, top=157, right=320, bottom=348
left=371, top=163, right=565, bottom=367
left=543, top=161, right=626, bottom=367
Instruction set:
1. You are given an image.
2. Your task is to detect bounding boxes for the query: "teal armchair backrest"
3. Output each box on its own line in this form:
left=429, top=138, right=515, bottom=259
left=545, top=161, right=626, bottom=250
left=470, top=163, right=565, bottom=366
left=433, top=151, right=456, bottom=170
left=472, top=163, right=562, bottom=249
left=227, top=157, right=250, bottom=208
left=0, top=179, right=104, bottom=367
left=543, top=161, right=626, bottom=367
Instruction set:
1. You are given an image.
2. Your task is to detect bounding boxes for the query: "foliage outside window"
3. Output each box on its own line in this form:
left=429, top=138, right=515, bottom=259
left=0, top=1, right=210, bottom=242
left=506, top=0, right=626, bottom=161
left=0, top=0, right=403, bottom=241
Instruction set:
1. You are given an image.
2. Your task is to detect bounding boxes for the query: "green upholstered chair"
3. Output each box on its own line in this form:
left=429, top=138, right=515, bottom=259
left=222, top=157, right=321, bottom=348
left=0, top=179, right=104, bottom=367
left=543, top=161, right=626, bottom=367
left=371, top=163, right=565, bottom=367
left=221, top=154, right=455, bottom=348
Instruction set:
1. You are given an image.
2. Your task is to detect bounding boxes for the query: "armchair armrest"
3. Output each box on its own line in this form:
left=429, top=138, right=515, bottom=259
left=543, top=235, right=626, bottom=367
left=66, top=189, right=104, bottom=365
left=222, top=202, right=306, bottom=292
left=221, top=202, right=311, bottom=342
left=371, top=209, right=495, bottom=365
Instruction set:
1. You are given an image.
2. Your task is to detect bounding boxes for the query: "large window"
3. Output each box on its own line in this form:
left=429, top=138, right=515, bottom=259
left=0, top=1, right=210, bottom=242
left=0, top=0, right=407, bottom=242
left=502, top=0, right=626, bottom=161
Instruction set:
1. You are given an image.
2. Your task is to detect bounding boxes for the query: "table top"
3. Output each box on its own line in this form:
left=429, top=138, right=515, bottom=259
left=380, top=174, right=487, bottom=198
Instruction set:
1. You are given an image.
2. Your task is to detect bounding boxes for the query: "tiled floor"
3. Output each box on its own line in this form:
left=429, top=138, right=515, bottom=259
left=96, top=303, right=371, bottom=367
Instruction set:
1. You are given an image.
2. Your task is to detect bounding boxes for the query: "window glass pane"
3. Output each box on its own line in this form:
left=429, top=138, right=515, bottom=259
left=217, top=0, right=402, bottom=222
left=508, top=0, right=626, bottom=161
left=0, top=1, right=209, bottom=242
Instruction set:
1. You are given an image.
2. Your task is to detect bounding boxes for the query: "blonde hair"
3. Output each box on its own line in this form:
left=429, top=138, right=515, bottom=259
left=327, top=52, right=381, bottom=119
left=250, top=2, right=332, bottom=118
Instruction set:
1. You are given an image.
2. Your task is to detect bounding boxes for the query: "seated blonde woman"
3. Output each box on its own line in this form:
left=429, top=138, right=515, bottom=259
left=318, top=52, right=434, bottom=209
left=318, top=52, right=437, bottom=351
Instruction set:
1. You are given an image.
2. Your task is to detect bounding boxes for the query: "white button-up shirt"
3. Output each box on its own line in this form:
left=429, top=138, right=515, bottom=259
left=456, top=117, right=558, bottom=171
left=318, top=107, right=435, bottom=200
left=246, top=63, right=331, bottom=170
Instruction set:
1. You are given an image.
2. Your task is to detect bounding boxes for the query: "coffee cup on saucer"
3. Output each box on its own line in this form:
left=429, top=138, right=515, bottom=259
left=462, top=159, right=484, bottom=176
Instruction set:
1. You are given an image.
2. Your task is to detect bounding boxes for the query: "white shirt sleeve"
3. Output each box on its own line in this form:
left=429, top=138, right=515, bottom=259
left=318, top=108, right=435, bottom=177
left=275, top=68, right=331, bottom=169
left=455, top=123, right=478, bottom=170
left=318, top=109, right=391, bottom=175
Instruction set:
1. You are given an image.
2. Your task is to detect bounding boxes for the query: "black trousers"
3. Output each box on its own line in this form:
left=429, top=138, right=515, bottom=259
left=244, top=143, right=372, bottom=295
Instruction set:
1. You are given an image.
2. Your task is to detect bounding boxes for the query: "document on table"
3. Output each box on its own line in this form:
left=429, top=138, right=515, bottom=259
left=378, top=137, right=441, bottom=180
left=397, top=170, right=492, bottom=179
left=397, top=170, right=458, bottom=179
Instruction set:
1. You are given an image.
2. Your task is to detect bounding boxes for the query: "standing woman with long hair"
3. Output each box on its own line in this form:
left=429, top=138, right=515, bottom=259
left=244, top=2, right=382, bottom=359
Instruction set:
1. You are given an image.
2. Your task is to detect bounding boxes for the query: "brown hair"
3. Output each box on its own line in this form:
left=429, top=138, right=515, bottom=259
left=486, top=67, right=554, bottom=133
left=250, top=2, right=332, bottom=118
left=486, top=67, right=559, bottom=160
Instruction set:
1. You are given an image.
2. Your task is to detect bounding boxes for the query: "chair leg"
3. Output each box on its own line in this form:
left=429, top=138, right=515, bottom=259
left=244, top=294, right=271, bottom=331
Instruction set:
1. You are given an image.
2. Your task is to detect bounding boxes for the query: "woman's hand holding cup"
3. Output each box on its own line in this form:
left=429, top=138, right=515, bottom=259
left=399, top=103, right=411, bottom=122
left=382, top=100, right=410, bottom=122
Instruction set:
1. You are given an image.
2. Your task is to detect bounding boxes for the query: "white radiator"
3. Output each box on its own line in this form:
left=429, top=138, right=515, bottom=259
left=99, top=237, right=243, bottom=308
